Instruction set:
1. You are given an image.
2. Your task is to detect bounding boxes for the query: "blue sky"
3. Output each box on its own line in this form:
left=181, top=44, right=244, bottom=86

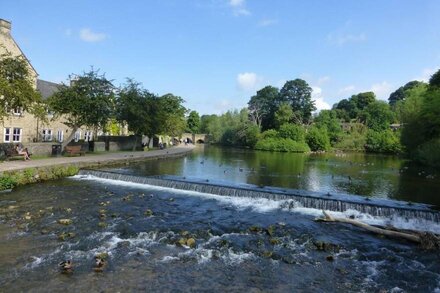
left=3, top=0, right=440, bottom=114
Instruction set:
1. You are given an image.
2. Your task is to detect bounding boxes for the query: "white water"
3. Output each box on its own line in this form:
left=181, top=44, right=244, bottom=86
left=72, top=175, right=440, bottom=234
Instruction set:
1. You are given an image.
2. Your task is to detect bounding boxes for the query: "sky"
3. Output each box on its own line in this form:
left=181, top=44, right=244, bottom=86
left=2, top=0, right=440, bottom=115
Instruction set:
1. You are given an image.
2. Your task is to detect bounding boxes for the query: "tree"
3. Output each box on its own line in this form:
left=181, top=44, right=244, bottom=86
left=0, top=50, right=45, bottom=122
left=274, top=102, right=294, bottom=128
left=116, top=79, right=154, bottom=150
left=158, top=93, right=187, bottom=138
left=279, top=79, right=316, bottom=123
left=314, top=110, right=343, bottom=144
left=306, top=126, right=331, bottom=151
left=388, top=81, right=427, bottom=106
left=248, top=85, right=279, bottom=130
left=187, top=110, right=200, bottom=133
left=361, top=101, right=395, bottom=131
left=47, top=69, right=115, bottom=148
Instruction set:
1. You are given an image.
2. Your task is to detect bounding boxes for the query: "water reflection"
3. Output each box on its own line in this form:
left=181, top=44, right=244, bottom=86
left=113, top=145, right=440, bottom=207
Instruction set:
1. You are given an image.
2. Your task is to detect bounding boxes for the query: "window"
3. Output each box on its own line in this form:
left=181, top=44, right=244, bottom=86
left=42, top=129, right=52, bottom=142
left=74, top=130, right=81, bottom=142
left=4, top=128, right=10, bottom=142
left=57, top=130, right=64, bottom=143
left=13, top=107, right=22, bottom=116
left=12, top=128, right=21, bottom=142
left=84, top=131, right=93, bottom=142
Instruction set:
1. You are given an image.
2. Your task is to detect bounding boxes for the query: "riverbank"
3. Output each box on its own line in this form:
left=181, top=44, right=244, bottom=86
left=0, top=145, right=195, bottom=190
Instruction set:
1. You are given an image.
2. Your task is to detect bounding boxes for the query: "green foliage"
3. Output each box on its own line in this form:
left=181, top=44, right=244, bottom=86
left=48, top=69, right=115, bottom=138
left=159, top=93, right=187, bottom=137
left=278, top=123, right=305, bottom=142
left=0, top=175, right=16, bottom=190
left=274, top=102, right=294, bottom=128
left=248, top=86, right=279, bottom=130
left=365, top=130, right=403, bottom=154
left=313, top=110, right=343, bottom=144
left=388, top=81, right=427, bottom=106
left=429, top=69, right=440, bottom=88
left=116, top=79, right=152, bottom=136
left=279, top=79, right=316, bottom=123
left=333, top=123, right=367, bottom=151
left=361, top=101, right=395, bottom=131
left=255, top=137, right=310, bottom=153
left=187, top=110, right=201, bottom=133
left=0, top=50, right=46, bottom=122
left=260, top=129, right=279, bottom=139
left=333, top=92, right=376, bottom=122
left=414, top=138, right=440, bottom=168
left=306, top=126, right=331, bottom=151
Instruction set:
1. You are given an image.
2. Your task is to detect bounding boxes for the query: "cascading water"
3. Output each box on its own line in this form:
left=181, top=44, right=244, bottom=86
left=78, top=169, right=440, bottom=223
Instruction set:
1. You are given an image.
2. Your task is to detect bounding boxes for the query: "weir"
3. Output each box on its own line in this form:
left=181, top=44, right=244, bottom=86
left=78, top=169, right=440, bottom=223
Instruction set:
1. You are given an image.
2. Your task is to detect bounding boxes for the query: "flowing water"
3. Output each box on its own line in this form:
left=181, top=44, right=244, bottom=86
left=1, top=145, right=440, bottom=292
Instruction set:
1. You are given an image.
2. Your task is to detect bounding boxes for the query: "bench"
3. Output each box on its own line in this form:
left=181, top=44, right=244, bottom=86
left=4, top=147, right=28, bottom=161
left=64, top=145, right=86, bottom=156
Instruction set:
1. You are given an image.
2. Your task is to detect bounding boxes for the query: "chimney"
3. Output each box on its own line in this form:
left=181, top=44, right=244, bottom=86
left=0, top=19, right=12, bottom=35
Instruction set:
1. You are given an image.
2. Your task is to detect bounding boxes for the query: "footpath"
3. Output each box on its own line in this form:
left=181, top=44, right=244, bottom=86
left=0, top=145, right=195, bottom=173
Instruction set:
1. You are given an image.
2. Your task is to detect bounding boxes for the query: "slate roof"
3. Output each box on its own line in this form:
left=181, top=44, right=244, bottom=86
left=37, top=79, right=61, bottom=99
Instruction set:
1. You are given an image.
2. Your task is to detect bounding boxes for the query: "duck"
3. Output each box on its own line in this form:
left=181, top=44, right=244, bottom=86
left=59, top=260, right=73, bottom=273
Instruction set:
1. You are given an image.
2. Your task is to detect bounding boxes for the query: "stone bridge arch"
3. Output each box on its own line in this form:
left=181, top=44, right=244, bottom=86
left=181, top=133, right=208, bottom=144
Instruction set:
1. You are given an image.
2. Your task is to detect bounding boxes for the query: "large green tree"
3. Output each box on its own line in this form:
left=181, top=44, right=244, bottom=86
left=186, top=110, right=201, bottom=133
left=388, top=81, right=427, bottom=106
left=47, top=69, right=115, bottom=147
left=279, top=79, right=316, bottom=124
left=248, top=85, right=279, bottom=130
left=158, top=93, right=187, bottom=138
left=0, top=50, right=45, bottom=122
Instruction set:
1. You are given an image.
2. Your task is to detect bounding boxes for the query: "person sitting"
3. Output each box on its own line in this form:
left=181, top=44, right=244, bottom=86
left=15, top=144, right=31, bottom=161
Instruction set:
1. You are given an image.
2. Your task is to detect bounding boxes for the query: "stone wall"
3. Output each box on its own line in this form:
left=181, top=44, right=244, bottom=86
left=98, top=135, right=142, bottom=151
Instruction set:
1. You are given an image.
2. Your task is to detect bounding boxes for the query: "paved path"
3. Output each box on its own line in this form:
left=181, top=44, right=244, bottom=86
left=0, top=145, right=195, bottom=173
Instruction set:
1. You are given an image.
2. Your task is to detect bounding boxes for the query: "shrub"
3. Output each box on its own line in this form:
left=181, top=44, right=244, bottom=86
left=260, top=129, right=279, bottom=139
left=0, top=175, right=17, bottom=190
left=365, top=129, right=403, bottom=154
left=414, top=138, right=440, bottom=167
left=306, top=127, right=331, bottom=151
left=278, top=124, right=306, bottom=142
left=254, top=137, right=310, bottom=153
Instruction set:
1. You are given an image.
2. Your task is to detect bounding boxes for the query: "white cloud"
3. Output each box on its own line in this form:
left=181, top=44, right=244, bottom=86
left=79, top=28, right=107, bottom=42
left=338, top=85, right=356, bottom=96
left=237, top=72, right=263, bottom=91
left=228, top=0, right=250, bottom=16
left=311, top=86, right=331, bottom=112
left=258, top=19, right=278, bottom=27
left=414, top=67, right=438, bottom=82
left=317, top=76, right=330, bottom=85
left=327, top=32, right=367, bottom=46
left=370, top=81, right=393, bottom=100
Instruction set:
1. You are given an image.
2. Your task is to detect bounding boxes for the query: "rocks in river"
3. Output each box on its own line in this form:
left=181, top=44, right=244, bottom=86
left=144, top=209, right=153, bottom=217
left=98, top=222, right=107, bottom=228
left=58, top=232, right=76, bottom=241
left=270, top=238, right=281, bottom=245
left=313, top=241, right=340, bottom=253
left=186, top=238, right=196, bottom=248
left=326, top=255, right=334, bottom=261
left=58, top=219, right=72, bottom=225
left=249, top=226, right=262, bottom=233
left=94, top=253, right=108, bottom=272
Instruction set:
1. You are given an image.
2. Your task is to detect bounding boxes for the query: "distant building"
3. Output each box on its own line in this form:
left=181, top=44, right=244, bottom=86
left=0, top=18, right=93, bottom=144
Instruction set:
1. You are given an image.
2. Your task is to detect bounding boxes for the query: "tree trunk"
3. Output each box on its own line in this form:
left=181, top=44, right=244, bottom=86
left=132, top=135, right=138, bottom=151
left=317, top=210, right=421, bottom=243
left=61, top=126, right=78, bottom=149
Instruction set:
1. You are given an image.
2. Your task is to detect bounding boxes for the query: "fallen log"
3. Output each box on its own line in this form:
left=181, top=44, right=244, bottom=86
left=316, top=210, right=440, bottom=249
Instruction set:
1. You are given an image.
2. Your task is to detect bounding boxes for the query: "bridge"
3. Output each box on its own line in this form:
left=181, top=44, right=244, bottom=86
left=181, top=133, right=208, bottom=144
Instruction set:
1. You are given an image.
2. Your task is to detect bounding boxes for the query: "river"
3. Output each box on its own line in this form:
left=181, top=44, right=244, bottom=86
left=0, top=145, right=439, bottom=292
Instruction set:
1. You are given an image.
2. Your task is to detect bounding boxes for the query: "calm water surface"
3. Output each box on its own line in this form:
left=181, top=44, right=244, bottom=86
left=0, top=146, right=439, bottom=292
left=114, top=145, right=440, bottom=207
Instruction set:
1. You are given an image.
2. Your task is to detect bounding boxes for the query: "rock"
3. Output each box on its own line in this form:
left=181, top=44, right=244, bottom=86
left=270, top=238, right=281, bottom=245
left=58, top=219, right=72, bottom=225
left=144, top=209, right=153, bottom=217
left=326, top=255, right=334, bottom=261
left=58, top=232, right=76, bottom=241
left=8, top=205, right=18, bottom=210
left=186, top=238, right=196, bottom=248
left=59, top=260, right=73, bottom=273
left=262, top=251, right=273, bottom=258
left=169, top=198, right=175, bottom=202
left=181, top=231, right=190, bottom=237
left=65, top=208, right=72, bottom=213
left=177, top=238, right=187, bottom=246
left=98, top=222, right=107, bottom=228
left=249, top=226, right=262, bottom=233
left=95, top=252, right=109, bottom=260
left=266, top=225, right=275, bottom=236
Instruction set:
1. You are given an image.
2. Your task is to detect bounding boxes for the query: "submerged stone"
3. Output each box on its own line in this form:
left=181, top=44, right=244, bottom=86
left=58, top=219, right=72, bottom=225
left=144, top=209, right=153, bottom=217
left=186, top=238, right=196, bottom=248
